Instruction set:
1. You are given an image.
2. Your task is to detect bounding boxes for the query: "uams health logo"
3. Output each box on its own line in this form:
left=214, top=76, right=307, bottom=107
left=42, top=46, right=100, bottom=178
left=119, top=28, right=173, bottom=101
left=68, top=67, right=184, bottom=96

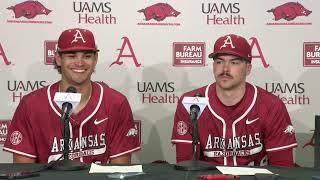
left=73, top=1, right=116, bottom=24
left=7, top=1, right=52, bottom=24
left=137, top=3, right=181, bottom=26
left=173, top=42, right=206, bottom=67
left=0, top=120, right=10, bottom=144
left=137, top=82, right=179, bottom=104
left=44, top=41, right=58, bottom=65
left=201, top=3, right=244, bottom=25
left=303, top=42, right=320, bottom=67
left=266, top=2, right=312, bottom=25
left=265, top=82, right=310, bottom=105
left=7, top=80, right=47, bottom=103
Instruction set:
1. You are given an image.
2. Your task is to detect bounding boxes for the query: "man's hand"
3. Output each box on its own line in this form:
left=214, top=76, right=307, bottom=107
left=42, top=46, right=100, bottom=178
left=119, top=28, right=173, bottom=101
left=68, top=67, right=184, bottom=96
left=13, top=154, right=35, bottom=163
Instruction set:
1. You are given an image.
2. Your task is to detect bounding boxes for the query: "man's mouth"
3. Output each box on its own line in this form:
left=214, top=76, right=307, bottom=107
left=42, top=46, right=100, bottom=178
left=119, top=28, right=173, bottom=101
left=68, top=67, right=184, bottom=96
left=72, top=69, right=86, bottom=73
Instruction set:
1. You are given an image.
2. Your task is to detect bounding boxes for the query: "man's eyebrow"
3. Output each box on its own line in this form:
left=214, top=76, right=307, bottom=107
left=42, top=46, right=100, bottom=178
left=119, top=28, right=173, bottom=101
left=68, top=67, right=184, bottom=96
left=63, top=52, right=76, bottom=55
left=214, top=57, right=243, bottom=61
left=230, top=57, right=244, bottom=61
left=214, top=57, right=224, bottom=60
left=83, top=51, right=96, bottom=54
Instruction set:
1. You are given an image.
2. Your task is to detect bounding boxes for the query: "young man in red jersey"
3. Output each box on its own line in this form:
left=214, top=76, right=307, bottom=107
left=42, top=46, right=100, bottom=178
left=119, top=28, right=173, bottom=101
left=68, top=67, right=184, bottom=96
left=4, top=28, right=140, bottom=164
left=171, top=34, right=297, bottom=167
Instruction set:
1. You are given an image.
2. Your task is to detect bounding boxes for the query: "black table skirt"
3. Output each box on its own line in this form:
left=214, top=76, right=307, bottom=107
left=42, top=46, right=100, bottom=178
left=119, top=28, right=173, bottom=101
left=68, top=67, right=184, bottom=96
left=0, top=163, right=319, bottom=180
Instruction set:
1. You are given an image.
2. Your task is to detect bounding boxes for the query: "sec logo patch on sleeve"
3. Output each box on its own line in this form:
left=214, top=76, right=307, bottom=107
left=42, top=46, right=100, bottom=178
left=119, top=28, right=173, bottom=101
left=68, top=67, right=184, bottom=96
left=177, top=121, right=188, bottom=136
left=10, top=131, right=22, bottom=145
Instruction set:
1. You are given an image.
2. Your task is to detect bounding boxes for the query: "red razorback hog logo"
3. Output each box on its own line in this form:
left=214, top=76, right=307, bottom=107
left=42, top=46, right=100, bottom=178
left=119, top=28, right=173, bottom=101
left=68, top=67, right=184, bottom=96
left=267, top=2, right=311, bottom=21
left=7, top=1, right=51, bottom=19
left=138, top=3, right=180, bottom=21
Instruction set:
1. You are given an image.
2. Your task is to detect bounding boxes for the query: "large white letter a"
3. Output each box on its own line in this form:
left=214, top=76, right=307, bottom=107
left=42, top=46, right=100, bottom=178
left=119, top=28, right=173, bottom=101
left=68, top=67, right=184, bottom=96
left=71, top=30, right=86, bottom=44
left=220, top=35, right=235, bottom=49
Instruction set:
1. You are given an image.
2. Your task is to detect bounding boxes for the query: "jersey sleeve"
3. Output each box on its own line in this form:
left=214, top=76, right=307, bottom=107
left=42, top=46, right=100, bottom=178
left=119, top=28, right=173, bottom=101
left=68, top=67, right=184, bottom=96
left=108, top=98, right=140, bottom=159
left=171, top=96, right=193, bottom=144
left=3, top=98, right=37, bottom=159
left=264, top=98, right=297, bottom=152
left=267, top=148, right=294, bottom=167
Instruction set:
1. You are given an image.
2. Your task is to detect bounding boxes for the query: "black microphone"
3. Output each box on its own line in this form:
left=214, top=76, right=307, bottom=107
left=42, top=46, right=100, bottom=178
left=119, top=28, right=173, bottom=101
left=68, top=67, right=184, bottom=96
left=60, top=86, right=77, bottom=122
left=174, top=92, right=214, bottom=170
left=190, top=93, right=202, bottom=121
left=49, top=86, right=86, bottom=171
left=190, top=93, right=203, bottom=161
left=60, top=86, right=76, bottom=161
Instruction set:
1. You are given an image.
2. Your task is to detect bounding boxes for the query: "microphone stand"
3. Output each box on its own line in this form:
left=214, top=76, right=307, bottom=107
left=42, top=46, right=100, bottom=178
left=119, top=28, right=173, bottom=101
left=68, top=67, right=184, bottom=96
left=51, top=102, right=87, bottom=171
left=174, top=105, right=215, bottom=171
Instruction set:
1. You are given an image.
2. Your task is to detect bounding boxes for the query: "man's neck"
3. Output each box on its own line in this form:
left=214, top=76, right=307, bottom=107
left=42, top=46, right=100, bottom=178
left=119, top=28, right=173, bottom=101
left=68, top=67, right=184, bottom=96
left=216, top=83, right=246, bottom=106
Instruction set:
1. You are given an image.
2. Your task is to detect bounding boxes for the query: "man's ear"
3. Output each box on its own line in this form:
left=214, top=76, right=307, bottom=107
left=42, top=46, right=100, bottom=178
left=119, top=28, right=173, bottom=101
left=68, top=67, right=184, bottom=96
left=94, top=53, right=98, bottom=65
left=246, top=63, right=252, bottom=76
left=55, top=52, right=62, bottom=66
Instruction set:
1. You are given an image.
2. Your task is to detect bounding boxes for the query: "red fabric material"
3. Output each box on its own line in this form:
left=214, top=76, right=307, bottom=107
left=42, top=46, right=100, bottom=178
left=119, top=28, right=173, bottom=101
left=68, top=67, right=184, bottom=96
left=267, top=148, right=294, bottom=167
left=176, top=143, right=193, bottom=162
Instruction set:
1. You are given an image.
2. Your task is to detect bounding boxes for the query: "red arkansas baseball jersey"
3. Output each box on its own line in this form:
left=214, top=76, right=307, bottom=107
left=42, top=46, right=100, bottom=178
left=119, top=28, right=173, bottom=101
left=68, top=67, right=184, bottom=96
left=4, top=81, right=140, bottom=163
left=171, top=83, right=297, bottom=166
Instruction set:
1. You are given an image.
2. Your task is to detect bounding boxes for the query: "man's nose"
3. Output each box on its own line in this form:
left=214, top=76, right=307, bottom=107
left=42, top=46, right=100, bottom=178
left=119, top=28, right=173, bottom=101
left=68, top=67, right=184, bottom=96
left=74, top=56, right=85, bottom=65
left=222, top=61, right=230, bottom=72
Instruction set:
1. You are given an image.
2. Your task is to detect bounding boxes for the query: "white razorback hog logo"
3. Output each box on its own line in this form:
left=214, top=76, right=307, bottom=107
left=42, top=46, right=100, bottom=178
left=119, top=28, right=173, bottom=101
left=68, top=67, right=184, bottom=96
left=126, top=126, right=138, bottom=137
left=71, top=30, right=86, bottom=44
left=284, top=125, right=295, bottom=134
left=220, top=35, right=235, bottom=49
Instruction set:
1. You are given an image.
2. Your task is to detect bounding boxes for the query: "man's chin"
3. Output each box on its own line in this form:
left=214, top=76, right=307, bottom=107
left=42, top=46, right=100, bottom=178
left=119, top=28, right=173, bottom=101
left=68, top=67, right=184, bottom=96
left=69, top=78, right=91, bottom=86
left=216, top=82, right=234, bottom=90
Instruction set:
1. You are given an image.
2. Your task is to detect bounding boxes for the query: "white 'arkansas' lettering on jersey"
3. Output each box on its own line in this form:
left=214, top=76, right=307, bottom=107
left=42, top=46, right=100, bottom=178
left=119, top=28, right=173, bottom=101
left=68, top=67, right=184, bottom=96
left=51, top=133, right=106, bottom=153
left=204, top=133, right=262, bottom=157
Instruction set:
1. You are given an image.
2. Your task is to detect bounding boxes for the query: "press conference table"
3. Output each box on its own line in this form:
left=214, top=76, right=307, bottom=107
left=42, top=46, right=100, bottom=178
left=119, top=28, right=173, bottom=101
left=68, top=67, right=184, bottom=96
left=0, top=163, right=319, bottom=180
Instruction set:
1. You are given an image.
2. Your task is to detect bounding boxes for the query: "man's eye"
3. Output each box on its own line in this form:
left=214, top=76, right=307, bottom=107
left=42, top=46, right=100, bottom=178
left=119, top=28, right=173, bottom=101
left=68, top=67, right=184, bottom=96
left=231, top=61, right=240, bottom=64
left=66, top=55, right=75, bottom=58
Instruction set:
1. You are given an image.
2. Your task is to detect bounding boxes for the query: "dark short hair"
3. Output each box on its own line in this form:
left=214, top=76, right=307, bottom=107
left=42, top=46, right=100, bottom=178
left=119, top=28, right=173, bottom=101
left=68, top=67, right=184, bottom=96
left=53, top=53, right=62, bottom=74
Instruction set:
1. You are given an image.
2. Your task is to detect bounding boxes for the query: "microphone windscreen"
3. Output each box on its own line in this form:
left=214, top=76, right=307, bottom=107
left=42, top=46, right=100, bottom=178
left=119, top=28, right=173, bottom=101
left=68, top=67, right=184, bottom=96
left=194, top=93, right=203, bottom=97
left=190, top=104, right=200, bottom=113
left=66, top=86, right=77, bottom=93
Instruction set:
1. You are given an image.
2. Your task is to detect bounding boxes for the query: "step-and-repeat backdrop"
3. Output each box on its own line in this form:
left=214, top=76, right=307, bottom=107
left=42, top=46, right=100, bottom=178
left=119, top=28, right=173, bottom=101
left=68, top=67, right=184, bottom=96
left=0, top=0, right=319, bottom=166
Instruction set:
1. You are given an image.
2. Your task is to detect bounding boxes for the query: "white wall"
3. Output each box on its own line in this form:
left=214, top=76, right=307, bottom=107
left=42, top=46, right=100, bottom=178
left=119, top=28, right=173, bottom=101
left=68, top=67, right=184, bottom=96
left=0, top=0, right=319, bottom=166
